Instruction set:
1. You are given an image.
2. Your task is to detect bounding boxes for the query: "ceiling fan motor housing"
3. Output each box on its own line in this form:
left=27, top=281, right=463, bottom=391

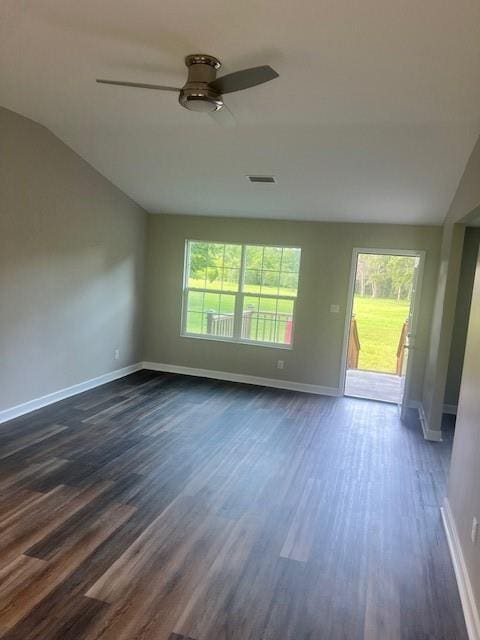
left=179, top=54, right=224, bottom=112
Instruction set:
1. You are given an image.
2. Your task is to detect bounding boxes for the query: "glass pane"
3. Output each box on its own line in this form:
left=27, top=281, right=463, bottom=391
left=205, top=266, right=223, bottom=290
left=277, top=298, right=294, bottom=315
left=204, top=293, right=235, bottom=338
left=223, top=244, right=242, bottom=269
left=188, top=241, right=208, bottom=288
left=186, top=311, right=204, bottom=335
left=263, top=246, right=282, bottom=270
left=242, top=297, right=259, bottom=341
left=243, top=245, right=301, bottom=298
left=243, top=270, right=262, bottom=293
left=186, top=292, right=206, bottom=335
left=221, top=267, right=240, bottom=292
left=207, top=243, right=226, bottom=264
left=245, top=245, right=264, bottom=271
left=258, top=296, right=276, bottom=313
left=281, top=247, right=301, bottom=273
left=241, top=296, right=294, bottom=345
left=187, top=241, right=241, bottom=291
left=279, top=271, right=298, bottom=296
left=219, top=294, right=235, bottom=315
left=187, top=291, right=205, bottom=313
left=258, top=270, right=280, bottom=295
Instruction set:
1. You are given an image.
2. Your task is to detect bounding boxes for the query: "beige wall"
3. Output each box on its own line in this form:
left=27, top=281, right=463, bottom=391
left=444, top=227, right=480, bottom=407
left=421, top=135, right=480, bottom=435
left=0, top=107, right=147, bottom=411
left=441, top=135, right=480, bottom=623
left=421, top=222, right=465, bottom=433
left=144, top=214, right=441, bottom=399
left=447, top=248, right=480, bottom=615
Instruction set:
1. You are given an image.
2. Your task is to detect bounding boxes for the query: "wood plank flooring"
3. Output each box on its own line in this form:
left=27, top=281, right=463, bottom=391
left=0, top=371, right=467, bottom=639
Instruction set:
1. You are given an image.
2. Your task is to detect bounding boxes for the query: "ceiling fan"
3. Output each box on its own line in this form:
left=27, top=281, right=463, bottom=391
left=96, top=54, right=279, bottom=122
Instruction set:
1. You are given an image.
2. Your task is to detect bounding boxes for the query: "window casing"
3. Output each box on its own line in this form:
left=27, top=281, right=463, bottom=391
left=182, top=241, right=301, bottom=348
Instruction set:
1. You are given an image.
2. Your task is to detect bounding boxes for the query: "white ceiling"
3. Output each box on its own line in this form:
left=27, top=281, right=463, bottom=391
left=2, top=0, right=480, bottom=224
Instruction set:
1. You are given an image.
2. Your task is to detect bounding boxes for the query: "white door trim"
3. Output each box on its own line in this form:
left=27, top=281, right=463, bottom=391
left=400, top=250, right=426, bottom=418
left=339, top=247, right=425, bottom=407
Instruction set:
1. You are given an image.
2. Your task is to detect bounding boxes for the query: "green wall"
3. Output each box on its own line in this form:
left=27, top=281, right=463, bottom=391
left=144, top=214, right=441, bottom=401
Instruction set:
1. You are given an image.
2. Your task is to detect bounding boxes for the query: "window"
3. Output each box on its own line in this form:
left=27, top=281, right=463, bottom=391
left=182, top=241, right=301, bottom=347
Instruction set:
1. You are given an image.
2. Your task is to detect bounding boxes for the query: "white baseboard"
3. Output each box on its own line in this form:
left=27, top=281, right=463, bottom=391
left=418, top=404, right=443, bottom=442
left=142, top=361, right=340, bottom=397
left=0, top=363, right=143, bottom=425
left=444, top=403, right=458, bottom=416
left=441, top=499, right=480, bottom=640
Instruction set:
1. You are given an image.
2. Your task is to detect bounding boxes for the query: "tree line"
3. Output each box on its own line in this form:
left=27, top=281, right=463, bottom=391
left=355, top=254, right=415, bottom=300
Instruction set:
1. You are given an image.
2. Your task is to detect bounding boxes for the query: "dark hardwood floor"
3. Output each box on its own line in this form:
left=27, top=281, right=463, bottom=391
left=0, top=371, right=467, bottom=639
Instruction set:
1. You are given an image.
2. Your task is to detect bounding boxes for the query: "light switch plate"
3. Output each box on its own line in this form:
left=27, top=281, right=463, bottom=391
left=330, top=304, right=340, bottom=313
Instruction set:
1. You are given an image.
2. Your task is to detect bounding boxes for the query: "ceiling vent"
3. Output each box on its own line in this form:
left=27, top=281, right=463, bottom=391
left=247, top=175, right=276, bottom=184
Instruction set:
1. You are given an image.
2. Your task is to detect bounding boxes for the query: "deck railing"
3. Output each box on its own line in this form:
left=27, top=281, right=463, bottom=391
left=348, top=314, right=409, bottom=374
left=396, top=320, right=409, bottom=375
left=207, top=306, right=293, bottom=343
left=206, top=310, right=235, bottom=337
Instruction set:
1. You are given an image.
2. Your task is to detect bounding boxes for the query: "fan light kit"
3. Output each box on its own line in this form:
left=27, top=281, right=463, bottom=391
left=97, top=54, right=279, bottom=122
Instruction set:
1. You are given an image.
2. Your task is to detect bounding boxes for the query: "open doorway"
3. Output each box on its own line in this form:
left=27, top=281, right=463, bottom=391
left=342, top=249, right=423, bottom=405
left=443, top=227, right=480, bottom=423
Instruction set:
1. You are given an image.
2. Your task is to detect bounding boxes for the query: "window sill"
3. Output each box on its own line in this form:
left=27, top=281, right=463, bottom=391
left=180, top=332, right=293, bottom=350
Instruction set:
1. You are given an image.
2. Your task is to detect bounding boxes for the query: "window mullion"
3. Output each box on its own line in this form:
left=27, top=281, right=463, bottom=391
left=239, top=243, right=247, bottom=293
left=181, top=241, right=191, bottom=335
left=233, top=292, right=245, bottom=340
left=233, top=245, right=247, bottom=339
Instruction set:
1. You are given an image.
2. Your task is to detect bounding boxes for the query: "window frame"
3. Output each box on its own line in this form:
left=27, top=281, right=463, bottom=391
left=180, top=239, right=301, bottom=349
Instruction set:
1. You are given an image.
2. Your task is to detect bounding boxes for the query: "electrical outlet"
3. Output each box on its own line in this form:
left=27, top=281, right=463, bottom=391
left=330, top=304, right=340, bottom=313
left=471, top=517, right=478, bottom=544
left=114, top=349, right=120, bottom=361
left=277, top=360, right=285, bottom=370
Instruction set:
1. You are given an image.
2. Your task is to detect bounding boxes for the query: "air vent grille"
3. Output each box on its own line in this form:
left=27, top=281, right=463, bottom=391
left=247, top=175, right=276, bottom=184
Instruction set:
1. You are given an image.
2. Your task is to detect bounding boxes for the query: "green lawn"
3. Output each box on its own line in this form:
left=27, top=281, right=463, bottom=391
left=352, top=296, right=410, bottom=374
left=188, top=279, right=297, bottom=297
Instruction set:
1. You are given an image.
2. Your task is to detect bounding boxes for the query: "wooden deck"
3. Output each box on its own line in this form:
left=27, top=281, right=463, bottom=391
left=345, top=368, right=403, bottom=403
left=0, top=370, right=467, bottom=639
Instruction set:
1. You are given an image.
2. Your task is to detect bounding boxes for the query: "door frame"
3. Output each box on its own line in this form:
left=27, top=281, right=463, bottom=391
left=339, top=247, right=426, bottom=407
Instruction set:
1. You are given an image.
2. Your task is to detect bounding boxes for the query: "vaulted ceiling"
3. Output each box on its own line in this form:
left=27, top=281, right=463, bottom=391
left=2, top=0, right=480, bottom=223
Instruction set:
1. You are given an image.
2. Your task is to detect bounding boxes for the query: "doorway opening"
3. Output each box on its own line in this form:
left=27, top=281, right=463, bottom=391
left=343, top=250, right=423, bottom=405
left=443, top=226, right=480, bottom=426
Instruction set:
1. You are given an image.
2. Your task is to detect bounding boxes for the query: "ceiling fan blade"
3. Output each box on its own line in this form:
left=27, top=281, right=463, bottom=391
left=96, top=79, right=180, bottom=92
left=209, top=65, right=278, bottom=95
left=208, top=103, right=236, bottom=126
